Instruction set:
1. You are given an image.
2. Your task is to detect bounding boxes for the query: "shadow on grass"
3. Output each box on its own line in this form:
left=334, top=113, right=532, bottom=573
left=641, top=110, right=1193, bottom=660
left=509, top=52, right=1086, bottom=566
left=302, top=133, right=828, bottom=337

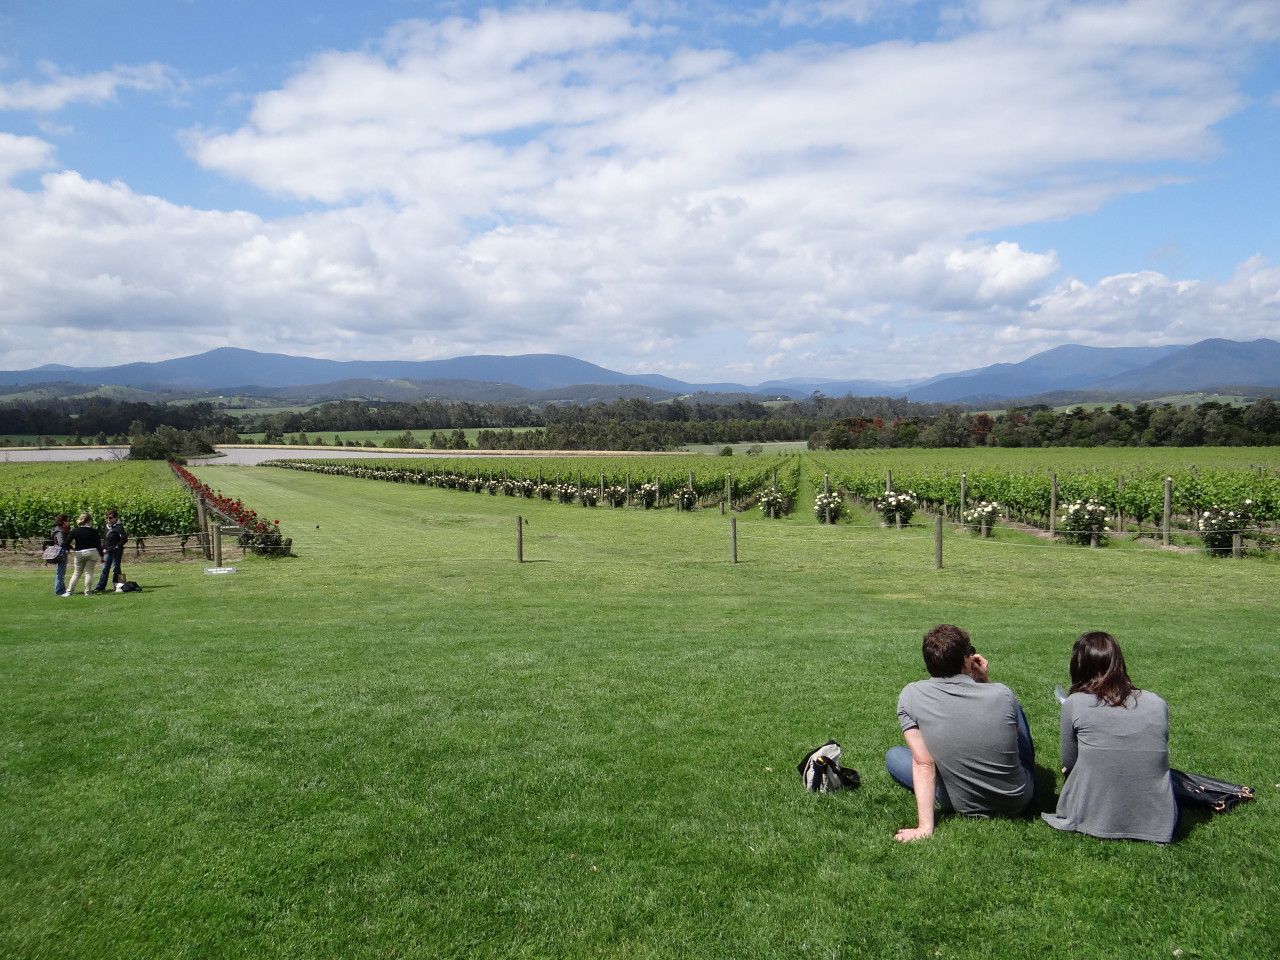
left=1028, top=761, right=1060, bottom=817
left=1172, top=804, right=1217, bottom=842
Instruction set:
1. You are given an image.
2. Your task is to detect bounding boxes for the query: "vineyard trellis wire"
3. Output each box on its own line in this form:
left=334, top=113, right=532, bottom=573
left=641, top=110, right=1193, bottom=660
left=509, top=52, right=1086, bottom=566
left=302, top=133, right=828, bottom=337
left=258, top=454, right=803, bottom=512
left=804, top=450, right=1280, bottom=548
left=256, top=451, right=1279, bottom=556
left=0, top=460, right=197, bottom=541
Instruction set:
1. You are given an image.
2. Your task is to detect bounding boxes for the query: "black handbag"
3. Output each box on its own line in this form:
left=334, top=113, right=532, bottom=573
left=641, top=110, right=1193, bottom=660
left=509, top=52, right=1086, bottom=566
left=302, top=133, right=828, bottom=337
left=1171, top=769, right=1254, bottom=812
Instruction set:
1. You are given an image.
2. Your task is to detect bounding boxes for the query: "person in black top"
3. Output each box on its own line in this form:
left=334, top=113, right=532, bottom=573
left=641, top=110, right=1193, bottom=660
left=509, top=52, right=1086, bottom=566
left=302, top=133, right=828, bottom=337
left=49, top=514, right=70, bottom=596
left=95, top=509, right=128, bottom=592
left=64, top=513, right=103, bottom=597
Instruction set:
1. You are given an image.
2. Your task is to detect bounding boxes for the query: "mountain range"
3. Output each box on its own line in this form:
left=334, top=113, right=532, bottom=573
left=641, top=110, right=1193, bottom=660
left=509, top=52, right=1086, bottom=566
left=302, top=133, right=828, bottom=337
left=2, top=338, right=1278, bottom=405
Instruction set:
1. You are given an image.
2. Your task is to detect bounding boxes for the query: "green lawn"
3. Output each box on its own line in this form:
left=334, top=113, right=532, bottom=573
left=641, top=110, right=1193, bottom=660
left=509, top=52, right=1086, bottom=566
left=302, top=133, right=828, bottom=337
left=2, top=465, right=1276, bottom=959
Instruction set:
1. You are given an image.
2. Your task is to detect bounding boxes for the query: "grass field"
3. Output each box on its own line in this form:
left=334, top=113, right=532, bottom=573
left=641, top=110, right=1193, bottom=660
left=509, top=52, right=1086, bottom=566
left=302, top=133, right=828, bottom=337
left=3, top=464, right=1277, bottom=959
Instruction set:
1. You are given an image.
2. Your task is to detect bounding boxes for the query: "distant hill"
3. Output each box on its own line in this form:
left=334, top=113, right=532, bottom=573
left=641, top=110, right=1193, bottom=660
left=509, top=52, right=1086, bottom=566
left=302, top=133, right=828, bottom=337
left=903, top=345, right=1184, bottom=402
left=0, top=380, right=188, bottom=404
left=254, top=379, right=683, bottom=404
left=900, top=341, right=1280, bottom=402
left=753, top=376, right=916, bottom=397
left=1090, top=339, right=1280, bottom=392
left=0, top=348, right=647, bottom=392
left=2, top=338, right=1276, bottom=404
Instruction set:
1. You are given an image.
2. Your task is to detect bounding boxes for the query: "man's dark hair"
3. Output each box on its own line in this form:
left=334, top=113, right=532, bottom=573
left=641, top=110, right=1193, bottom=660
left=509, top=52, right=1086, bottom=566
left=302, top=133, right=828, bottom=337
left=922, top=624, right=973, bottom=678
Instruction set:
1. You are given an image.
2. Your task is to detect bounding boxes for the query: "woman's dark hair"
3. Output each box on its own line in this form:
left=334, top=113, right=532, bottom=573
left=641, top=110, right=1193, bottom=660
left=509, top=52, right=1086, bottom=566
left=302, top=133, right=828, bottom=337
left=1069, top=631, right=1136, bottom=707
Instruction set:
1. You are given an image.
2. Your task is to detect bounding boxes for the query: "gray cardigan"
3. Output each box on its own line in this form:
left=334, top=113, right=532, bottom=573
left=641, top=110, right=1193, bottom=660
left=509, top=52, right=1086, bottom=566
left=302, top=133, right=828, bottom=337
left=1042, top=690, right=1177, bottom=843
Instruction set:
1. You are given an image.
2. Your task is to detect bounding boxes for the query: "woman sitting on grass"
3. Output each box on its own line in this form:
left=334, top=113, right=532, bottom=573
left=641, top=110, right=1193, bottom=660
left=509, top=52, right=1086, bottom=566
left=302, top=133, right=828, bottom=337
left=1042, top=631, right=1177, bottom=843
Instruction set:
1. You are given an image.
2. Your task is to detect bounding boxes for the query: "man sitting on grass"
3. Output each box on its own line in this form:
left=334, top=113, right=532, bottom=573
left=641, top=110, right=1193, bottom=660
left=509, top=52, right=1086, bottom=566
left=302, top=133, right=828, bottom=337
left=886, top=623, right=1035, bottom=842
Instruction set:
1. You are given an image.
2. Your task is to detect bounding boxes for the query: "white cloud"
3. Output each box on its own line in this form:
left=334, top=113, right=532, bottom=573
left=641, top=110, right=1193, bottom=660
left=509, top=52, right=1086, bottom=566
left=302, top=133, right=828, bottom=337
left=944, top=243, right=1060, bottom=304
left=767, top=0, right=914, bottom=28
left=2, top=1, right=1279, bottom=378
left=0, top=62, right=178, bottom=111
left=0, top=133, right=55, bottom=181
left=1025, top=257, right=1280, bottom=347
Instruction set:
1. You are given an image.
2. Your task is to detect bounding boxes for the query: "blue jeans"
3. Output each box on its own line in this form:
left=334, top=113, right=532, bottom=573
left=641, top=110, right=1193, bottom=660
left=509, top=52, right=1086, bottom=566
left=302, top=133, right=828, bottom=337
left=96, top=548, right=123, bottom=590
left=53, top=554, right=67, bottom=596
left=885, top=705, right=1036, bottom=810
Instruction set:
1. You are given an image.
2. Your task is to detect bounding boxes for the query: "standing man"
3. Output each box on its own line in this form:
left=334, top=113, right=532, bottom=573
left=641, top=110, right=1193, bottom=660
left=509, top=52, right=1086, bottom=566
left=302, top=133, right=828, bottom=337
left=95, top=509, right=128, bottom=592
left=886, top=624, right=1035, bottom=842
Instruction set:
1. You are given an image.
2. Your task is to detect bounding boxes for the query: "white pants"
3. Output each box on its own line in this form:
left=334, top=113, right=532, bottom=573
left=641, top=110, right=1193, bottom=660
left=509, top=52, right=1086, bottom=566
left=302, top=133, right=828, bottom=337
left=66, top=549, right=99, bottom=595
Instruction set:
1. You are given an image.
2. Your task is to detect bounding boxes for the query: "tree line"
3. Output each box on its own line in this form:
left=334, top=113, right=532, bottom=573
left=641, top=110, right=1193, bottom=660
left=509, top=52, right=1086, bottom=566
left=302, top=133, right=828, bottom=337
left=0, top=398, right=236, bottom=439
left=816, top=400, right=1280, bottom=450
left=3, top=393, right=1279, bottom=452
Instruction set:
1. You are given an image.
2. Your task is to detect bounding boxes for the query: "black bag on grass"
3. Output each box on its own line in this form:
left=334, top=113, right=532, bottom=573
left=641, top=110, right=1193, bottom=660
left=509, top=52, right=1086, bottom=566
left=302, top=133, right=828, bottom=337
left=1171, top=769, right=1254, bottom=812
left=798, top=740, right=861, bottom=792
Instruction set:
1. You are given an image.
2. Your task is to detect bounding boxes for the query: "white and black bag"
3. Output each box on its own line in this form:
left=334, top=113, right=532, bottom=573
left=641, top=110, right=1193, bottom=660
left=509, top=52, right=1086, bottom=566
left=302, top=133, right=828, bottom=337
left=798, top=740, right=861, bottom=792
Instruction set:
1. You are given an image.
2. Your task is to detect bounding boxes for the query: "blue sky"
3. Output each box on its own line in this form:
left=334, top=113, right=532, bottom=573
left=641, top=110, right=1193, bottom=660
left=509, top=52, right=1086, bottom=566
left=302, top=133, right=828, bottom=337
left=1, top=0, right=1278, bottom=384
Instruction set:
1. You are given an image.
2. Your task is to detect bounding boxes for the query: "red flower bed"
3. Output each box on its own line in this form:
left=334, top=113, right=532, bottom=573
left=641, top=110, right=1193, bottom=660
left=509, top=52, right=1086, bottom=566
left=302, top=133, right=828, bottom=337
left=171, top=463, right=286, bottom=555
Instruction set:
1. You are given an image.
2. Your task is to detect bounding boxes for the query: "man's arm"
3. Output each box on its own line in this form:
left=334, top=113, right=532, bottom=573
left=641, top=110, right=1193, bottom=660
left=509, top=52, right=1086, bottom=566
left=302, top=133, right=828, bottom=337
left=964, top=653, right=989, bottom=683
left=894, top=726, right=937, bottom=843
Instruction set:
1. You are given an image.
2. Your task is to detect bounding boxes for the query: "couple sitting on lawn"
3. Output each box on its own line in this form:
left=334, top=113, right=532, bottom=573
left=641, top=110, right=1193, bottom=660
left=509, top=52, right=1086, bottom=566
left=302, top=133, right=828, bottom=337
left=888, top=624, right=1177, bottom=844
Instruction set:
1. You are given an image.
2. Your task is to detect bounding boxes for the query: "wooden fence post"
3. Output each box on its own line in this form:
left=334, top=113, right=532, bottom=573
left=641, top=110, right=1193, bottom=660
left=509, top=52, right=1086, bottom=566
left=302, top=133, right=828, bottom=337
left=1163, top=476, right=1173, bottom=547
left=1049, top=474, right=1058, bottom=538
left=731, top=517, right=738, bottom=564
left=934, top=515, right=943, bottom=570
left=959, top=473, right=967, bottom=520
left=516, top=515, right=523, bottom=563
left=196, top=496, right=211, bottom=560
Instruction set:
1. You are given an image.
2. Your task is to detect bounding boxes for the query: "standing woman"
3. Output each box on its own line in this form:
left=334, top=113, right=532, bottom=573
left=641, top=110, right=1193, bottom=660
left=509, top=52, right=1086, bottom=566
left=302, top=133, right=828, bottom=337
left=63, top=513, right=103, bottom=597
left=95, top=509, right=127, bottom=592
left=49, top=514, right=70, bottom=597
left=1042, top=631, right=1177, bottom=843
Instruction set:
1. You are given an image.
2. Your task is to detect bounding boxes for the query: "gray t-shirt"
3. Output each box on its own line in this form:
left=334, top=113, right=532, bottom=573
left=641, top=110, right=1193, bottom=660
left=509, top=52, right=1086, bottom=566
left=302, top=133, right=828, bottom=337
left=1041, top=690, right=1175, bottom=843
left=897, top=675, right=1032, bottom=816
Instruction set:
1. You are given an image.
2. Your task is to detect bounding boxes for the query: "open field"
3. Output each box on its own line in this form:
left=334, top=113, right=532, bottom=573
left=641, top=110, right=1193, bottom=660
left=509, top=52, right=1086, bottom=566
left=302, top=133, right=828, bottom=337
left=236, top=427, right=540, bottom=446
left=969, top=394, right=1263, bottom=416
left=3, top=464, right=1278, bottom=959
